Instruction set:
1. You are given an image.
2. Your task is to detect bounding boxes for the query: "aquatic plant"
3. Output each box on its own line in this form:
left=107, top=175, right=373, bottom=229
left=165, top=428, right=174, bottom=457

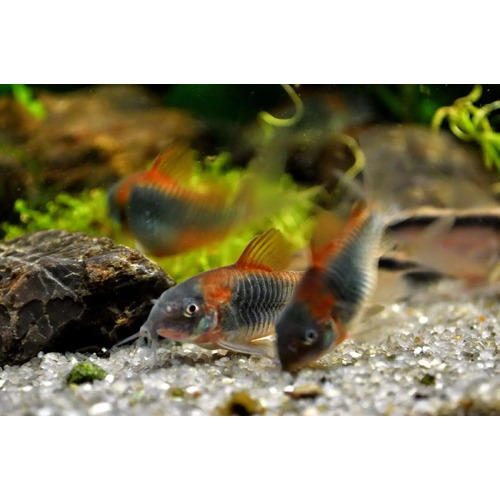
left=431, top=85, right=500, bottom=173
left=0, top=84, right=46, bottom=120
left=1, top=189, right=116, bottom=241
left=258, top=84, right=304, bottom=141
left=369, top=84, right=441, bottom=123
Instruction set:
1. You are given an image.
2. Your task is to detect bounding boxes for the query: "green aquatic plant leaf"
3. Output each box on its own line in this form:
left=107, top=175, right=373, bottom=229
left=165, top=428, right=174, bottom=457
left=369, top=84, right=441, bottom=123
left=431, top=85, right=500, bottom=173
left=10, top=84, right=46, bottom=120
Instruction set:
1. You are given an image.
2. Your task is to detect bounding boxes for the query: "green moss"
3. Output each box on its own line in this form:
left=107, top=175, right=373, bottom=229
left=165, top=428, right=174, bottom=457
left=1, top=189, right=118, bottom=241
left=66, top=361, right=107, bottom=385
left=169, top=387, right=185, bottom=398
left=419, top=374, right=436, bottom=386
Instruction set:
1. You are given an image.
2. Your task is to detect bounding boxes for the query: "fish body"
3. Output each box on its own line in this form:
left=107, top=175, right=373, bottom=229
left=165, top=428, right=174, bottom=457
left=385, top=207, right=500, bottom=285
left=140, top=228, right=302, bottom=357
left=276, top=203, right=385, bottom=371
left=108, top=144, right=253, bottom=256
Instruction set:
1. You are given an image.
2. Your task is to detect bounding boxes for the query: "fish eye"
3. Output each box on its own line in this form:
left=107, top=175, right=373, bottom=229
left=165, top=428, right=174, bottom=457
left=184, top=302, right=199, bottom=317
left=301, top=329, right=318, bottom=345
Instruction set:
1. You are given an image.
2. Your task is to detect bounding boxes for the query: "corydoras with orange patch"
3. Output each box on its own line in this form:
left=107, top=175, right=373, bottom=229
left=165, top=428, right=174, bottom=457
left=139, top=228, right=302, bottom=358
left=276, top=203, right=386, bottom=370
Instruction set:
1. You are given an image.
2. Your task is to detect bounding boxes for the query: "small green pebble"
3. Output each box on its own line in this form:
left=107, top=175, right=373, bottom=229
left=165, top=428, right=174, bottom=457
left=420, top=373, right=436, bottom=386
left=66, top=361, right=107, bottom=385
left=169, top=387, right=185, bottom=398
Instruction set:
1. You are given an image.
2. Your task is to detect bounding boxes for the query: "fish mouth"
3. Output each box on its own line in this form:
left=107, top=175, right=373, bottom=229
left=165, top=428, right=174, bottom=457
left=278, top=343, right=322, bottom=372
left=279, top=356, right=307, bottom=372
left=157, top=328, right=190, bottom=341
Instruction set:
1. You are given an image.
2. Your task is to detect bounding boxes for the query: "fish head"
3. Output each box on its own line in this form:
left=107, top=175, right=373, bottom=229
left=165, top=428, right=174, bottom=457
left=276, top=299, right=339, bottom=371
left=142, top=277, right=220, bottom=343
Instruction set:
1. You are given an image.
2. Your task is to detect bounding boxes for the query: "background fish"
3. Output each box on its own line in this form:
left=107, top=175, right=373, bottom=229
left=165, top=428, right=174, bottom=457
left=108, top=143, right=258, bottom=256
left=138, top=228, right=302, bottom=358
left=276, top=203, right=386, bottom=371
left=385, top=206, right=500, bottom=287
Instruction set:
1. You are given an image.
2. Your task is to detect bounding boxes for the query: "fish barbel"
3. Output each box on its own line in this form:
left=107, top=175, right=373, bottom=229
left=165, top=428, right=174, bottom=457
left=276, top=202, right=386, bottom=371
left=138, top=228, right=302, bottom=358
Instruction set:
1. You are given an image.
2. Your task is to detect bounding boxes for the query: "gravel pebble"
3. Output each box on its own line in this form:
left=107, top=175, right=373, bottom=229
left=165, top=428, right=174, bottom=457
left=1, top=285, right=499, bottom=415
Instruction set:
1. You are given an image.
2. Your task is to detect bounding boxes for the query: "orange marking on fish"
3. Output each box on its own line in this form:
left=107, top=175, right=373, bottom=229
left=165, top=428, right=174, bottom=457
left=276, top=201, right=385, bottom=371
left=333, top=317, right=349, bottom=344
left=294, top=269, right=335, bottom=318
left=114, top=172, right=143, bottom=207
left=311, top=202, right=370, bottom=267
left=172, top=227, right=234, bottom=255
left=201, top=274, right=233, bottom=305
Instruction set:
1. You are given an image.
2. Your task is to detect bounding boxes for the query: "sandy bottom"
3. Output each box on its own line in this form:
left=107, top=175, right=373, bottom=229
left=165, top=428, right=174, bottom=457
left=1, top=284, right=499, bottom=415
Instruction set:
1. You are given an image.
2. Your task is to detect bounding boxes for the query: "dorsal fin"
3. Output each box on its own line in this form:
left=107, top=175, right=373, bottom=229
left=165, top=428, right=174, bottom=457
left=235, top=228, right=292, bottom=271
left=311, top=203, right=369, bottom=267
left=148, top=143, right=195, bottom=183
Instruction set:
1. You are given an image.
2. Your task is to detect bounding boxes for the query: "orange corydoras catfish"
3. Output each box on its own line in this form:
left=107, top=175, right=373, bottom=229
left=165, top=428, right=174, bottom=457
left=276, top=203, right=385, bottom=371
left=140, top=228, right=302, bottom=357
left=108, top=144, right=254, bottom=256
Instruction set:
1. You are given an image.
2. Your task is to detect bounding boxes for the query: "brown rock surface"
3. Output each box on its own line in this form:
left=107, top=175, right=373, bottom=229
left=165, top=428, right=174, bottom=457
left=0, top=230, right=174, bottom=366
left=0, top=85, right=205, bottom=195
left=358, top=125, right=498, bottom=210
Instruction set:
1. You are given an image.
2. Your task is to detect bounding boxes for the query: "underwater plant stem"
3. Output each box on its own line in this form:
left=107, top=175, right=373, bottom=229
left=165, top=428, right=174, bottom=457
left=258, top=84, right=304, bottom=129
left=336, top=133, right=366, bottom=181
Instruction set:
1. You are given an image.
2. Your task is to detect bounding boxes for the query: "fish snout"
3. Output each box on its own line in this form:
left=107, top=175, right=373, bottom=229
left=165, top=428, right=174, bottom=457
left=277, top=337, right=305, bottom=372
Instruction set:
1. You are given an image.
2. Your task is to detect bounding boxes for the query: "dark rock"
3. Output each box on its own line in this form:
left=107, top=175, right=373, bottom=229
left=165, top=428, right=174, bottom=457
left=0, top=230, right=175, bottom=366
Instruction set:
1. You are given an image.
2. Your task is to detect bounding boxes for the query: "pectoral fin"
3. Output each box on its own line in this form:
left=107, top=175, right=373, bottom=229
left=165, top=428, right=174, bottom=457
left=217, top=337, right=276, bottom=359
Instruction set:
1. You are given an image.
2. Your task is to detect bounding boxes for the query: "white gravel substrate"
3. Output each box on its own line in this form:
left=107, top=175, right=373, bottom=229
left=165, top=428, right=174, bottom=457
left=1, top=285, right=499, bottom=415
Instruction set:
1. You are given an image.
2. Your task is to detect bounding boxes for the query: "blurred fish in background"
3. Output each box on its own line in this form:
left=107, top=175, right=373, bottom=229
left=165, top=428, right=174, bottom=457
left=107, top=134, right=305, bottom=257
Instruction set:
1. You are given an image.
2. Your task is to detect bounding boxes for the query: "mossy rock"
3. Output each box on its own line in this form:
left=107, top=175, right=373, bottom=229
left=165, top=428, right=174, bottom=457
left=66, top=361, right=107, bottom=385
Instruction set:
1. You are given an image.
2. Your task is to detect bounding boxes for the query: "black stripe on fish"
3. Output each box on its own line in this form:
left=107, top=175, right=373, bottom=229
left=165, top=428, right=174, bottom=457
left=387, top=213, right=500, bottom=232
left=127, top=184, right=239, bottom=237
left=403, top=269, right=449, bottom=286
left=225, top=271, right=299, bottom=340
left=324, top=214, right=383, bottom=324
left=378, top=257, right=419, bottom=271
